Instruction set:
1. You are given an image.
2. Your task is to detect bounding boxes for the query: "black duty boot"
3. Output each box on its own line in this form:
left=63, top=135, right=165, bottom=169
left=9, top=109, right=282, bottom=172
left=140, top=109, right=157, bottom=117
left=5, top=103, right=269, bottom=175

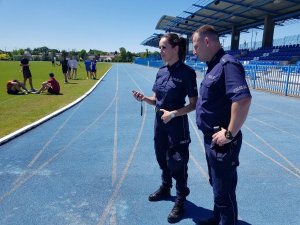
left=167, top=199, right=185, bottom=223
left=148, top=185, right=171, bottom=202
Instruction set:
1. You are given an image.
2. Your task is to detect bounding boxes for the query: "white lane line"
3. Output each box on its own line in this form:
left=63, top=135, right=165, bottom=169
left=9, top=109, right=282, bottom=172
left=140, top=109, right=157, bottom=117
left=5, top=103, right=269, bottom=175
left=253, top=103, right=300, bottom=121
left=112, top=64, right=119, bottom=187
left=190, top=155, right=209, bottom=181
left=248, top=116, right=300, bottom=139
left=244, top=140, right=300, bottom=180
left=123, top=68, right=144, bottom=92
left=110, top=64, right=119, bottom=225
left=188, top=116, right=208, bottom=181
left=121, top=63, right=155, bottom=89
left=189, top=117, right=205, bottom=154
left=0, top=89, right=118, bottom=204
left=28, top=104, right=82, bottom=168
left=245, top=125, right=300, bottom=175
left=109, top=206, right=117, bottom=225
left=11, top=103, right=82, bottom=188
left=97, top=103, right=147, bottom=225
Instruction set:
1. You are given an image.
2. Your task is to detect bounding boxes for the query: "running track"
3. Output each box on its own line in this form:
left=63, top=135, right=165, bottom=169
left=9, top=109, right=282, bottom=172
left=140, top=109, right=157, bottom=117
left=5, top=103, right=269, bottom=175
left=0, top=63, right=299, bottom=225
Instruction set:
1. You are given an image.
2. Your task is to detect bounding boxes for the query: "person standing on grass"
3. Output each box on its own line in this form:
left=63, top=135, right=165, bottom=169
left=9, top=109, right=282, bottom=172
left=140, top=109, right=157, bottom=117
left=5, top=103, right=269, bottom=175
left=57, top=56, right=69, bottom=83
left=91, top=58, right=97, bottom=79
left=20, top=56, right=35, bottom=92
left=70, top=56, right=78, bottom=79
left=192, top=25, right=252, bottom=225
left=132, top=33, right=198, bottom=224
left=84, top=57, right=92, bottom=79
left=35, top=73, right=60, bottom=95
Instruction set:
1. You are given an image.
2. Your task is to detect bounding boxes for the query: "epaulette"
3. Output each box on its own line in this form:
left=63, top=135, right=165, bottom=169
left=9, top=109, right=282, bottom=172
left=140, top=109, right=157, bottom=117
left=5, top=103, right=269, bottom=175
left=220, top=54, right=239, bottom=66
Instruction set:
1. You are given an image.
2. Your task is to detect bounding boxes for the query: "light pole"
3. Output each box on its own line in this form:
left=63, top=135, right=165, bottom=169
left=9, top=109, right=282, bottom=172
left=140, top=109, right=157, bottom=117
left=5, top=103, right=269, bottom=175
left=254, top=31, right=258, bottom=49
left=250, top=29, right=253, bottom=49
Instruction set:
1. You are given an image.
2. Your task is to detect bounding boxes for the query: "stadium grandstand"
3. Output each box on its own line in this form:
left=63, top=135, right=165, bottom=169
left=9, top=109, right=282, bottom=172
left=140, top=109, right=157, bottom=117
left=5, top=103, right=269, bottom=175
left=135, top=0, right=300, bottom=97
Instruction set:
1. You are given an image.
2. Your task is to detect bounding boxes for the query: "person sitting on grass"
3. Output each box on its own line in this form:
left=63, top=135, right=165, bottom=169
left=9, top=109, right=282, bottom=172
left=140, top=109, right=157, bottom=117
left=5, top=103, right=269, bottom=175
left=7, top=79, right=29, bottom=95
left=35, top=73, right=60, bottom=95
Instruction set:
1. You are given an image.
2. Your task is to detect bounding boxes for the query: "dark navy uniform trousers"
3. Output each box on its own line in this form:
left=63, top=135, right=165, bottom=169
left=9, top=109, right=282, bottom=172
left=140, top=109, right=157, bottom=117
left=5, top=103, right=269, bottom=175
left=154, top=113, right=190, bottom=200
left=203, top=131, right=242, bottom=225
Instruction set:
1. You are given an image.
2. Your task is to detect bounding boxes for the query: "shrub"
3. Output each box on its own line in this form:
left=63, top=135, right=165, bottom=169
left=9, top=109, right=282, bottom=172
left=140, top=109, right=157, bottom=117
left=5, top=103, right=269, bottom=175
left=0, top=53, right=10, bottom=60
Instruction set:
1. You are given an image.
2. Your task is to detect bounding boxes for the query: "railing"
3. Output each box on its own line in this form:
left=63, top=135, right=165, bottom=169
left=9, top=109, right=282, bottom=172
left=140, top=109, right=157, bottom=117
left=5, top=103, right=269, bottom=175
left=134, top=57, right=300, bottom=97
left=245, top=65, right=300, bottom=97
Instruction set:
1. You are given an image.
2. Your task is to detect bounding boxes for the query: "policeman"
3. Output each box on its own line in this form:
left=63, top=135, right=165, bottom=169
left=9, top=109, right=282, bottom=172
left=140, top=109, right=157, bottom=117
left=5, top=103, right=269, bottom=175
left=133, top=33, right=198, bottom=223
left=192, top=25, right=252, bottom=225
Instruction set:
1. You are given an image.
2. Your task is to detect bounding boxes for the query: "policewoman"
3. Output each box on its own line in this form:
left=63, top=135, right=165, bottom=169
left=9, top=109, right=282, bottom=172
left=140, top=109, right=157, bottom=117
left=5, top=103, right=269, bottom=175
left=192, top=25, right=252, bottom=225
left=133, top=33, right=198, bottom=223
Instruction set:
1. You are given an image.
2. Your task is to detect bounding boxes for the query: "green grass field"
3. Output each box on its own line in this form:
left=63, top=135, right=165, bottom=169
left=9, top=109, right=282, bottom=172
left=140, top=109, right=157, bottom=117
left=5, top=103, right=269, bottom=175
left=0, top=61, right=112, bottom=138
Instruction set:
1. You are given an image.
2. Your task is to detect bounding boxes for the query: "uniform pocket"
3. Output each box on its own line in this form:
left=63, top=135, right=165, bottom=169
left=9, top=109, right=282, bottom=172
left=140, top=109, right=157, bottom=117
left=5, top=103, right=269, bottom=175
left=200, top=77, right=216, bottom=100
left=208, top=142, right=233, bottom=170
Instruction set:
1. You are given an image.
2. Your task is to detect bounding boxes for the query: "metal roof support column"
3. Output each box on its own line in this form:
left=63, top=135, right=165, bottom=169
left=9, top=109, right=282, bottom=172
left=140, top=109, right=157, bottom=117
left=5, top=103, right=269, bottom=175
left=231, top=26, right=240, bottom=50
left=262, top=15, right=274, bottom=48
left=186, top=35, right=191, bottom=56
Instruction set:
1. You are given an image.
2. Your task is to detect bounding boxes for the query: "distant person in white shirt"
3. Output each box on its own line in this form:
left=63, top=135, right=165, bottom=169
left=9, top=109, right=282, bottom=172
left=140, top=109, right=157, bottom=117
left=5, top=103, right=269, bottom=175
left=69, top=57, right=78, bottom=79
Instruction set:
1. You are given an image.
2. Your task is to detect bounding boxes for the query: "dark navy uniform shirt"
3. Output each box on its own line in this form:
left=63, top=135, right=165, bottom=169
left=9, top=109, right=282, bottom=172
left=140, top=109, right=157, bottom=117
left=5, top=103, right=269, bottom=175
left=152, top=60, right=198, bottom=111
left=196, top=49, right=251, bottom=134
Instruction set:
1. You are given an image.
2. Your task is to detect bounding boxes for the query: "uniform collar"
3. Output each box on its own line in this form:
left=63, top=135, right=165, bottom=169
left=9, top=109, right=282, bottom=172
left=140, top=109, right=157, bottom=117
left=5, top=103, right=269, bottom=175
left=206, top=48, right=225, bottom=69
left=167, top=60, right=182, bottom=72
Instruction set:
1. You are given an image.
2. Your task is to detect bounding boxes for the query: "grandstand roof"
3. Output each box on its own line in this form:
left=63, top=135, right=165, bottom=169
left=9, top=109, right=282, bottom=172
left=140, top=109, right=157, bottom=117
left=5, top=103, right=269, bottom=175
left=140, top=33, right=163, bottom=49
left=142, top=0, right=300, bottom=47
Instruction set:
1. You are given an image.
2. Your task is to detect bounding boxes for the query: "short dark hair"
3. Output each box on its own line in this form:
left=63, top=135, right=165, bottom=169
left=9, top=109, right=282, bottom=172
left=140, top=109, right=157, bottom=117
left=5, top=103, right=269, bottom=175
left=193, top=25, right=219, bottom=41
left=49, top=73, right=54, bottom=77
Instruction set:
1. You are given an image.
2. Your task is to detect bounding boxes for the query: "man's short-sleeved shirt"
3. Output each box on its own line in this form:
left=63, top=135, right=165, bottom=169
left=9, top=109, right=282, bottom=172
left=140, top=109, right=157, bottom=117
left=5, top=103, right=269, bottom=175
left=84, top=60, right=92, bottom=71
left=152, top=60, right=198, bottom=110
left=196, top=49, right=251, bottom=134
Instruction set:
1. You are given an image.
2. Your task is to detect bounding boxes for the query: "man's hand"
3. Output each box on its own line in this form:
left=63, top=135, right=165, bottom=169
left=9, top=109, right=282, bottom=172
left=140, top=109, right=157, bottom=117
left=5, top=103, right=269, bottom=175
left=212, top=127, right=231, bottom=146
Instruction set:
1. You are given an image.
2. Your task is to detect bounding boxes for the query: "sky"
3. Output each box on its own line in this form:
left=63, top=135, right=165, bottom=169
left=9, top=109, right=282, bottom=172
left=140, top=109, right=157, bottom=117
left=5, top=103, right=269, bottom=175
left=0, top=0, right=299, bottom=53
left=0, top=0, right=197, bottom=53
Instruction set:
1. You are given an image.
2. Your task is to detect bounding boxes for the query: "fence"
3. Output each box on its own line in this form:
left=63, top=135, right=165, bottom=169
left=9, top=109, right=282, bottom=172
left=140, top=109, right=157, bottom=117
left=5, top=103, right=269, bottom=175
left=245, top=64, right=300, bottom=97
left=134, top=57, right=300, bottom=97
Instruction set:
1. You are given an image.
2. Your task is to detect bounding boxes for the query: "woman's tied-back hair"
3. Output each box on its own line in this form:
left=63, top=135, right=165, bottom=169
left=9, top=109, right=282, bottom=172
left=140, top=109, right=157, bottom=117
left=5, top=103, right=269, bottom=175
left=162, top=33, right=187, bottom=62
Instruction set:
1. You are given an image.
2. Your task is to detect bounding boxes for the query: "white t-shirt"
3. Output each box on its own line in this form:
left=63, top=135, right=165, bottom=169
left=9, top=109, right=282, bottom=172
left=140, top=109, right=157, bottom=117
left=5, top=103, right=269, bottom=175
left=70, top=59, right=78, bottom=69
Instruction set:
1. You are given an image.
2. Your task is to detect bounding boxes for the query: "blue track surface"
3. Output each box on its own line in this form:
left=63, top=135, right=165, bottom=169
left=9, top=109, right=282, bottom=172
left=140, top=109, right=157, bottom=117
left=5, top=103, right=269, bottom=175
left=0, top=63, right=299, bottom=225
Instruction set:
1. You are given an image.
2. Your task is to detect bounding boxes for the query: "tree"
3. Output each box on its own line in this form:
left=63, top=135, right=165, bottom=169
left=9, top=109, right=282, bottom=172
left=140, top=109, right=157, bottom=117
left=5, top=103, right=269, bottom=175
left=18, top=49, right=25, bottom=56
left=4, top=45, right=152, bottom=62
left=119, top=47, right=127, bottom=62
left=79, top=49, right=87, bottom=60
left=126, top=51, right=134, bottom=62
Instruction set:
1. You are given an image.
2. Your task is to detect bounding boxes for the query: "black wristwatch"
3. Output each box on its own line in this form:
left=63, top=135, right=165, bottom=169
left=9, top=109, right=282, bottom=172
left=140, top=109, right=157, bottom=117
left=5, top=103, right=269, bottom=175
left=225, top=130, right=234, bottom=140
